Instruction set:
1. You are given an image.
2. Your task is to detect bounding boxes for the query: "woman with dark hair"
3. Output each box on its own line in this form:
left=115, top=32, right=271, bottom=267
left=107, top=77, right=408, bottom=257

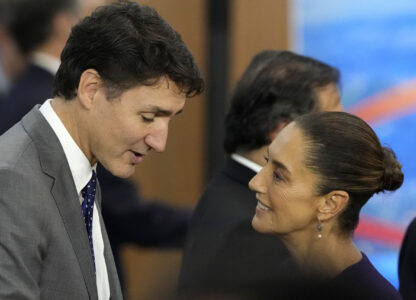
left=249, top=111, right=403, bottom=299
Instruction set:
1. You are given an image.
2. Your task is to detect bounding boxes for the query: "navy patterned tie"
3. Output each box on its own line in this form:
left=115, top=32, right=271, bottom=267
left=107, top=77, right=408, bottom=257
left=81, top=170, right=96, bottom=269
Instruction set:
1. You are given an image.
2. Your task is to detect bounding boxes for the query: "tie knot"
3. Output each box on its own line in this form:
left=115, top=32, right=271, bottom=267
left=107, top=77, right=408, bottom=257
left=81, top=170, right=97, bottom=199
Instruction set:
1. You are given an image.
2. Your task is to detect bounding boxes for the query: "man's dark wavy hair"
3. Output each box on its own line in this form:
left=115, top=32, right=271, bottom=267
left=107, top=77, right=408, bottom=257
left=53, top=0, right=204, bottom=100
left=224, top=50, right=340, bottom=154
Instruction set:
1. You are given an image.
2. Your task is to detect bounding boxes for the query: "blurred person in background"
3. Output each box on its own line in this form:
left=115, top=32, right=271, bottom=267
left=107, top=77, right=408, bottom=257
left=0, top=0, right=26, bottom=98
left=0, top=0, right=194, bottom=291
left=0, top=0, right=79, bottom=131
left=249, top=111, right=403, bottom=299
left=178, top=50, right=342, bottom=298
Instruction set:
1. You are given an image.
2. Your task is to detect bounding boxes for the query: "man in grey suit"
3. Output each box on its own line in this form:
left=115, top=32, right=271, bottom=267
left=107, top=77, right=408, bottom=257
left=0, top=1, right=203, bottom=299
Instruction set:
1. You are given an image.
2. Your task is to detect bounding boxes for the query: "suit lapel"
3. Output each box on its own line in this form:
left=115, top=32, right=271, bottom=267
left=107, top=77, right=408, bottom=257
left=22, top=107, right=98, bottom=300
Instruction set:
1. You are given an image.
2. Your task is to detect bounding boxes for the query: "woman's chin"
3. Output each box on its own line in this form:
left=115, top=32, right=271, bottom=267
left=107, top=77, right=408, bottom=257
left=251, top=215, right=270, bottom=233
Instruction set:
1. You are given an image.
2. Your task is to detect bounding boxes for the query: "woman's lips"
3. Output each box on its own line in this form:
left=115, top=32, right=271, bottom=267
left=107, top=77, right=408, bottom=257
left=256, top=201, right=271, bottom=211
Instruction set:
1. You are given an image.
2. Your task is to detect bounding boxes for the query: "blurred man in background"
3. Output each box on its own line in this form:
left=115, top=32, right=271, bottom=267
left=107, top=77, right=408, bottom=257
left=0, top=0, right=79, bottom=131
left=0, top=0, right=26, bottom=98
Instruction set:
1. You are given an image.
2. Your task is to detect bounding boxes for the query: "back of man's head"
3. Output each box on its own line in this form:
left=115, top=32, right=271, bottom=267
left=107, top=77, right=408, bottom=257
left=8, top=0, right=78, bottom=54
left=53, top=0, right=203, bottom=100
left=224, top=50, right=340, bottom=155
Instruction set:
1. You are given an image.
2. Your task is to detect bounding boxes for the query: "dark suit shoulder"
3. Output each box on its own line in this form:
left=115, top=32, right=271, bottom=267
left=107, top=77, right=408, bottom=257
left=191, top=170, right=256, bottom=226
left=0, top=64, right=53, bottom=134
left=6, top=64, right=53, bottom=100
left=179, top=160, right=290, bottom=294
left=399, top=217, right=416, bottom=300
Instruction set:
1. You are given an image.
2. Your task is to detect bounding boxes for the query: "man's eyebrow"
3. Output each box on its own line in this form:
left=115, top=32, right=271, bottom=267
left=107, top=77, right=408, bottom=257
left=143, top=105, right=183, bottom=116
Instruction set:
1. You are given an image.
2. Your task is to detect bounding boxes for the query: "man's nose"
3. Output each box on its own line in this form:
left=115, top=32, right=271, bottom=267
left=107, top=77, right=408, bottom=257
left=145, top=122, right=169, bottom=153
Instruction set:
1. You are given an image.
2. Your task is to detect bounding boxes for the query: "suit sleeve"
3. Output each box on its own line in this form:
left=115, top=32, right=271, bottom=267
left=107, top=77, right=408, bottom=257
left=0, top=169, right=45, bottom=299
left=399, top=217, right=416, bottom=300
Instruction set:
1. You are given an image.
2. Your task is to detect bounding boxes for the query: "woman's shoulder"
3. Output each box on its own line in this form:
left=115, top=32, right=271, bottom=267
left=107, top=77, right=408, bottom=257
left=332, top=252, right=402, bottom=300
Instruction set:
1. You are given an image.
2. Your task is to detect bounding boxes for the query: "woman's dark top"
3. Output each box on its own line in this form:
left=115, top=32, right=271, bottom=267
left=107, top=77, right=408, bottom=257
left=327, top=252, right=402, bottom=300
left=277, top=252, right=403, bottom=300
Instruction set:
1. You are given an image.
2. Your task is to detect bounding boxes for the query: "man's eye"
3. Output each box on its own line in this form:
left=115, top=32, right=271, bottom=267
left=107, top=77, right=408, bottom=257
left=141, top=114, right=155, bottom=122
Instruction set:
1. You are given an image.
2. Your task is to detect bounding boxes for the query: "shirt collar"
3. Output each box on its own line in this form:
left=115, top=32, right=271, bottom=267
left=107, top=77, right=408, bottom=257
left=39, top=99, right=96, bottom=200
left=231, top=153, right=263, bottom=173
left=30, top=52, right=60, bottom=75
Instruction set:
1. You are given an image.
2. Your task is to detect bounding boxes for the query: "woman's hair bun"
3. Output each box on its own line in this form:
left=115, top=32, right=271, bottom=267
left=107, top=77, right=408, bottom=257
left=381, top=147, right=404, bottom=191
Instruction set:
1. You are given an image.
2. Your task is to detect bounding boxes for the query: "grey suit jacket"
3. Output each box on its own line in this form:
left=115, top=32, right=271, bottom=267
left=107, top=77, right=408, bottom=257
left=0, top=107, right=123, bottom=299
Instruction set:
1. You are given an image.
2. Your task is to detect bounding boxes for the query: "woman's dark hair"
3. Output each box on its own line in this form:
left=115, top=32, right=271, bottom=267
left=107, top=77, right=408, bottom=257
left=295, top=111, right=404, bottom=233
left=224, top=50, right=340, bottom=154
left=53, top=0, right=204, bottom=100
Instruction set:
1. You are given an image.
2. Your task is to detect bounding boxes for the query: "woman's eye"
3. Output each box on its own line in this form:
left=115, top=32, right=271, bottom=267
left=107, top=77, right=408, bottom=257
left=273, top=170, right=283, bottom=182
left=264, top=156, right=269, bottom=163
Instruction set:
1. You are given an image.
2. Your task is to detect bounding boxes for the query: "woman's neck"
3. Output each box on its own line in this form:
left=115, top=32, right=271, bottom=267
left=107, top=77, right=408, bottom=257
left=281, top=229, right=362, bottom=277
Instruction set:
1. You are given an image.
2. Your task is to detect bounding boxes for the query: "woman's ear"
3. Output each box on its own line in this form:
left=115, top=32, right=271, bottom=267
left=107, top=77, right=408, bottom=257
left=77, top=69, right=101, bottom=109
left=317, top=190, right=349, bottom=222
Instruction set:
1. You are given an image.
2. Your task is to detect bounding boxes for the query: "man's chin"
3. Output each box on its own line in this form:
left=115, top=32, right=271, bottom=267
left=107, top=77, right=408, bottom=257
left=107, top=164, right=136, bottom=178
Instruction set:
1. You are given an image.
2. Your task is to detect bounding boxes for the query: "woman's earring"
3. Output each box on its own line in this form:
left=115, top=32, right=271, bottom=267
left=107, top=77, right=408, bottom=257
left=317, top=218, right=323, bottom=239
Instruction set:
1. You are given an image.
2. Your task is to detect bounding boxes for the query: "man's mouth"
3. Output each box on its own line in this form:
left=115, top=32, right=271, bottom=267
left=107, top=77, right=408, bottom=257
left=131, top=150, right=143, bottom=156
left=131, top=150, right=144, bottom=164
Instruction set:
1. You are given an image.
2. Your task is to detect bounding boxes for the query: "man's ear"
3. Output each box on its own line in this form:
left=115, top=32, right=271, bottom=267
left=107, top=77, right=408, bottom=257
left=317, top=190, right=349, bottom=222
left=77, top=69, right=101, bottom=109
left=269, top=119, right=291, bottom=141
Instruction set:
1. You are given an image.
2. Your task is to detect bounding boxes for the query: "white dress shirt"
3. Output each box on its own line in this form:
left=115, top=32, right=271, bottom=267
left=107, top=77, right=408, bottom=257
left=231, top=153, right=263, bottom=173
left=30, top=52, right=60, bottom=75
left=40, top=99, right=110, bottom=300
